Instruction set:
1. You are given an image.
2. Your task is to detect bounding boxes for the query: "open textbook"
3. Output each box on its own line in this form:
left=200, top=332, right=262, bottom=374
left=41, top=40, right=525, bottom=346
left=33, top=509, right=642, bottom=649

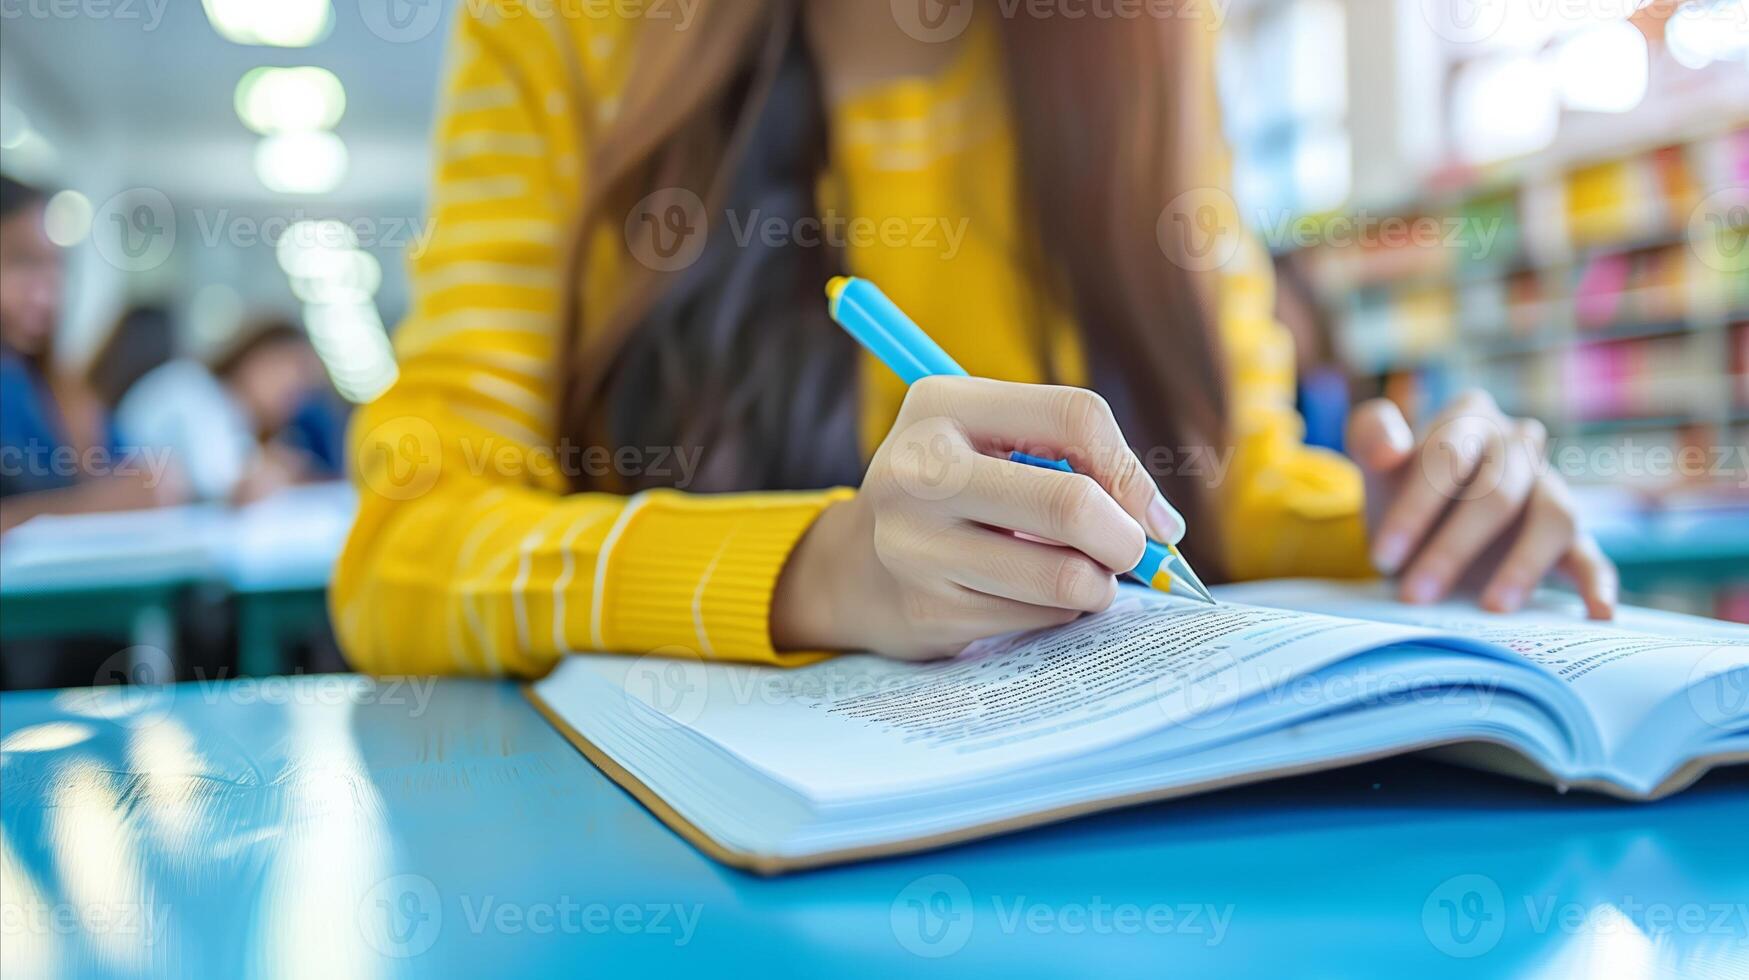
left=528, top=579, right=1749, bottom=873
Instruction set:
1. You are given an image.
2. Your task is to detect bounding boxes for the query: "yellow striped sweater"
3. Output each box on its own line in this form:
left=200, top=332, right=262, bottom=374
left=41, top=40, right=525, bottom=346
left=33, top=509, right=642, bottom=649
left=332, top=4, right=1372, bottom=678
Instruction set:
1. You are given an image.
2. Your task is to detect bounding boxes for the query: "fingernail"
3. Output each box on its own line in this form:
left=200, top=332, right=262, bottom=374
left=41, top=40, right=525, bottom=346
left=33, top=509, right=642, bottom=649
left=1490, top=584, right=1525, bottom=612
left=1372, top=532, right=1409, bottom=574
left=1405, top=574, right=1440, bottom=604
left=1146, top=494, right=1186, bottom=544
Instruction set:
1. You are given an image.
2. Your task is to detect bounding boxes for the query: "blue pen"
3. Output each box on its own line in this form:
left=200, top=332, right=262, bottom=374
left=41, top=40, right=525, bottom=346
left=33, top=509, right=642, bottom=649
left=826, top=275, right=1217, bottom=605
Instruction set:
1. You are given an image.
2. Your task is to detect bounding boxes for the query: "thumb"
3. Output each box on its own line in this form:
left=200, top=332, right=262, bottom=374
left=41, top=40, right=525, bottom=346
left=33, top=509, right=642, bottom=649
left=1346, top=398, right=1415, bottom=473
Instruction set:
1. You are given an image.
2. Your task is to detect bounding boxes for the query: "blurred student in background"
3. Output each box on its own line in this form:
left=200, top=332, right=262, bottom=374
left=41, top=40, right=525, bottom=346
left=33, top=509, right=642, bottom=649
left=0, top=176, right=166, bottom=532
left=86, top=304, right=176, bottom=414
left=117, top=319, right=328, bottom=505
left=337, top=2, right=1617, bottom=677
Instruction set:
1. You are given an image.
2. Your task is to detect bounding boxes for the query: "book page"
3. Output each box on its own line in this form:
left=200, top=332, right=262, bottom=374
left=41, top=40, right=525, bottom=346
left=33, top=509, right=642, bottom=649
left=1218, top=580, right=1749, bottom=758
left=565, top=592, right=1464, bottom=801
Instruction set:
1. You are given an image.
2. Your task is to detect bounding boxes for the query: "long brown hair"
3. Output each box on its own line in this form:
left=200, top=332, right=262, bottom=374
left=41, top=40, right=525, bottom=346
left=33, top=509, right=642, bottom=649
left=555, top=1, right=1229, bottom=572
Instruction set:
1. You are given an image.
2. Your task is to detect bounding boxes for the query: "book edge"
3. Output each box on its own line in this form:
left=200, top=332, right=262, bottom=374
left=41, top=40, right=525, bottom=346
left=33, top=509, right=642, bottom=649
left=524, top=682, right=1739, bottom=876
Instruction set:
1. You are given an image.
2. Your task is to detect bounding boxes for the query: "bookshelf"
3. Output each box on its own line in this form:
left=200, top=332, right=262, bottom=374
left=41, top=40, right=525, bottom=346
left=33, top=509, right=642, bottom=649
left=1300, top=123, right=1748, bottom=495
left=1290, top=122, right=1749, bottom=619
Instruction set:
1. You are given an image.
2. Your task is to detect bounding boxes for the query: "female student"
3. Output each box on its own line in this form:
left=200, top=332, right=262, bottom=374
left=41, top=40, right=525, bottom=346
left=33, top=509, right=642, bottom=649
left=0, top=177, right=165, bottom=532
left=335, top=1, right=1616, bottom=676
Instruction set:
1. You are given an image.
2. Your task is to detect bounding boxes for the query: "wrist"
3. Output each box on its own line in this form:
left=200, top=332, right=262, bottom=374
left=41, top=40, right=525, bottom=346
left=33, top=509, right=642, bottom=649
left=771, top=497, right=866, bottom=652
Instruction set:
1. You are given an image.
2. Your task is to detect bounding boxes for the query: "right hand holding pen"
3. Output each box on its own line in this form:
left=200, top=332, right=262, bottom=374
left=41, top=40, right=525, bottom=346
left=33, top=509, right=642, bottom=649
left=773, top=376, right=1187, bottom=660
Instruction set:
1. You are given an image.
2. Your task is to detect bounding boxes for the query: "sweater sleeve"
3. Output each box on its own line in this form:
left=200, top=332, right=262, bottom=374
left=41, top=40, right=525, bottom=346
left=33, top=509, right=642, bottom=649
left=331, top=5, right=848, bottom=678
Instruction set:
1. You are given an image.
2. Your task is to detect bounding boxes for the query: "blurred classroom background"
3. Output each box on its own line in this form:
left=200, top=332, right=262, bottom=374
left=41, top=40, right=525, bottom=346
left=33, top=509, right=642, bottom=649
left=0, top=0, right=1745, bottom=690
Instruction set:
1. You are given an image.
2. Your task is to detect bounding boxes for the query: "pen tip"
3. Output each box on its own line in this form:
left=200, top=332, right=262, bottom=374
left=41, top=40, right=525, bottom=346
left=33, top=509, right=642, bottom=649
left=825, top=276, right=850, bottom=308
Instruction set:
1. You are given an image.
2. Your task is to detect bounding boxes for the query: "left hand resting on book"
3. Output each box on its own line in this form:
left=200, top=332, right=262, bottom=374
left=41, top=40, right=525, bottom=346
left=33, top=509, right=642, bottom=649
left=1346, top=390, right=1617, bottom=620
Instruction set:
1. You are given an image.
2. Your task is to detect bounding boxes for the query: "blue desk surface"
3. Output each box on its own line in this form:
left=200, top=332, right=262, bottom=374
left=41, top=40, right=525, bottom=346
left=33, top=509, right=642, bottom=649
left=3, top=677, right=1744, bottom=979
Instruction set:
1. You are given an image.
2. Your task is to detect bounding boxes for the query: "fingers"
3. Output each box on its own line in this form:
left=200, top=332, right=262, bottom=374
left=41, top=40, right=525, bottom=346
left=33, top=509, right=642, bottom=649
left=950, top=452, right=1147, bottom=574
left=923, top=523, right=1120, bottom=613
left=1345, top=398, right=1416, bottom=473
left=1475, top=477, right=1575, bottom=613
left=1370, top=400, right=1504, bottom=574
left=1399, top=420, right=1538, bottom=604
left=909, top=376, right=1184, bottom=543
left=1557, top=535, right=1619, bottom=621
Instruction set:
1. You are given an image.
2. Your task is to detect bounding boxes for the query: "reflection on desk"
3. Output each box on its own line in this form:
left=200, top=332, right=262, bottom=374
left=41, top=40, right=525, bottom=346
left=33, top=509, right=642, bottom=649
left=2, top=677, right=1744, bottom=978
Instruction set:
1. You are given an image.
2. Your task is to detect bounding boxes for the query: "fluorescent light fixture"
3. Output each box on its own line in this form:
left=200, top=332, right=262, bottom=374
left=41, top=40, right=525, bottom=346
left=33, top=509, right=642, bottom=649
left=276, top=219, right=358, bottom=275
left=202, top=0, right=333, bottom=48
left=1556, top=22, right=1649, bottom=113
left=290, top=250, right=382, bottom=305
left=43, top=190, right=93, bottom=247
left=235, top=67, right=345, bottom=135
left=303, top=301, right=399, bottom=403
left=1452, top=55, right=1560, bottom=164
left=254, top=130, right=348, bottom=195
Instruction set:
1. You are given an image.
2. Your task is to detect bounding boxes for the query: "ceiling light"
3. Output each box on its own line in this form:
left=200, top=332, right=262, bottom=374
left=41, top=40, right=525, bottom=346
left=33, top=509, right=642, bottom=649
left=254, top=131, right=348, bottom=195
left=235, top=67, right=345, bottom=135
left=202, top=0, right=333, bottom=48
left=1556, top=22, right=1650, bottom=113
left=43, top=190, right=93, bottom=247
